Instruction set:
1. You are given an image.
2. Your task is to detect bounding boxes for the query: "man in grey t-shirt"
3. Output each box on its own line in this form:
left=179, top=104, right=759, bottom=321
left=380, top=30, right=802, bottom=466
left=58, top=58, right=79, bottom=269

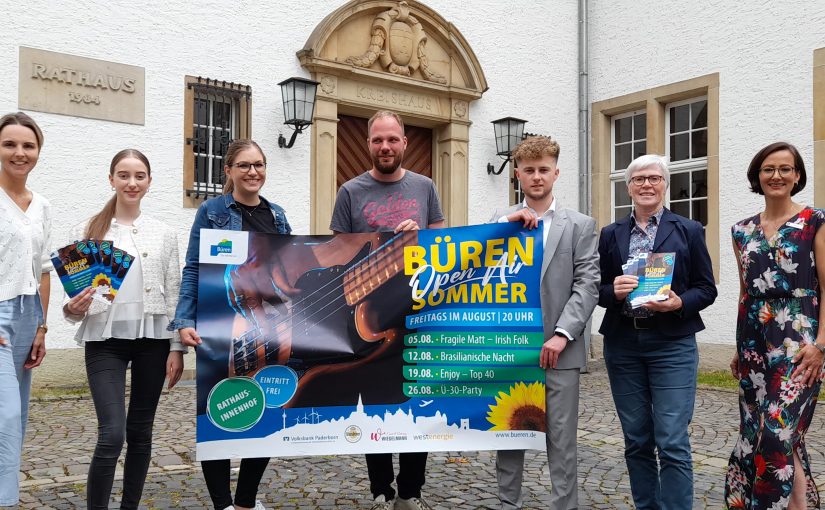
left=330, top=130, right=443, bottom=233
left=330, top=170, right=443, bottom=233
left=330, top=111, right=444, bottom=510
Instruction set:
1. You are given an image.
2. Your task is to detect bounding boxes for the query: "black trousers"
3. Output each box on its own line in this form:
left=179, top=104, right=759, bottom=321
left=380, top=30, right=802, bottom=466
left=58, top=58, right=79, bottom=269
left=85, top=338, right=169, bottom=510
left=201, top=457, right=270, bottom=509
left=366, top=452, right=428, bottom=500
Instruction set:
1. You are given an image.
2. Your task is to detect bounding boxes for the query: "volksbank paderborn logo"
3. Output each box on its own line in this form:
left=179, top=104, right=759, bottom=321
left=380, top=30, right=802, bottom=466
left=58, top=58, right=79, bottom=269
left=210, top=239, right=233, bottom=256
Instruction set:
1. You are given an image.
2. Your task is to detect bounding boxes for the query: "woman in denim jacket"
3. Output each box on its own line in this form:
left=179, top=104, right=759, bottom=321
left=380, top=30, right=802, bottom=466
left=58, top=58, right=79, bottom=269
left=169, top=139, right=290, bottom=510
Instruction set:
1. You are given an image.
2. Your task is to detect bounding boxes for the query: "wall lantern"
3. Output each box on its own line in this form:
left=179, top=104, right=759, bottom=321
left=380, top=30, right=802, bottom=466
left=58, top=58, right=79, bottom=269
left=277, top=77, right=319, bottom=149
left=487, top=117, right=527, bottom=175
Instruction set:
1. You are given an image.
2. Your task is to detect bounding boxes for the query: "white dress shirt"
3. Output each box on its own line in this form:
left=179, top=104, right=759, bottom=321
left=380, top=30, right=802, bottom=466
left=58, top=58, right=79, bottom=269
left=498, top=198, right=573, bottom=341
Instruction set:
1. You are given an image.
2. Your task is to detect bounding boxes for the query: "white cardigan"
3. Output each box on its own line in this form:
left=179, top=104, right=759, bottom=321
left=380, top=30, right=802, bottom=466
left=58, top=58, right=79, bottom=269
left=63, top=215, right=185, bottom=351
left=0, top=188, right=52, bottom=302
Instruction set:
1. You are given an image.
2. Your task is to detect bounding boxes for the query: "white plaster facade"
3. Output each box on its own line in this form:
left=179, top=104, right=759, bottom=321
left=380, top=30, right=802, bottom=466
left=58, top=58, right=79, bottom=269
left=2, top=0, right=573, bottom=349
left=588, top=1, right=825, bottom=345
left=2, top=0, right=823, bottom=350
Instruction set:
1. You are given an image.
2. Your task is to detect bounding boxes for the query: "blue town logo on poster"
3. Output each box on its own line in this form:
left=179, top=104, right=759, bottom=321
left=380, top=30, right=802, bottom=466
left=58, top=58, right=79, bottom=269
left=210, top=239, right=233, bottom=256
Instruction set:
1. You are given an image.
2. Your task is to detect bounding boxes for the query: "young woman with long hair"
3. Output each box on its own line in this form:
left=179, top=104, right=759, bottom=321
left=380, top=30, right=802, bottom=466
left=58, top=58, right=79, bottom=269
left=62, top=149, right=184, bottom=510
left=169, top=139, right=291, bottom=510
left=0, top=112, right=51, bottom=508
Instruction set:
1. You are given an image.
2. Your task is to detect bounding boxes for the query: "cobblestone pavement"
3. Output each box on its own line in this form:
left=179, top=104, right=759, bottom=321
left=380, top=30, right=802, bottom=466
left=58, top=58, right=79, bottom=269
left=16, top=361, right=825, bottom=509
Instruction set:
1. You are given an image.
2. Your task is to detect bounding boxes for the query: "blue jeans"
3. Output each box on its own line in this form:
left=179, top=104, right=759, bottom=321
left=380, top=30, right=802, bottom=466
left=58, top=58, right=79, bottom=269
left=0, top=295, right=42, bottom=507
left=603, top=330, right=698, bottom=510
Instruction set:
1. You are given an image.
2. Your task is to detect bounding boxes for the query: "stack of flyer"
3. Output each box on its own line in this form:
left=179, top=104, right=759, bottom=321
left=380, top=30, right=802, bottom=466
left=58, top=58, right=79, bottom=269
left=624, top=252, right=676, bottom=308
left=51, top=240, right=134, bottom=304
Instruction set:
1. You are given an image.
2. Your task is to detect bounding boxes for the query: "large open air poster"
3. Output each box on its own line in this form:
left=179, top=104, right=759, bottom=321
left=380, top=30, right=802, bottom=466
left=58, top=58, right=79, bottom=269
left=195, top=222, right=546, bottom=460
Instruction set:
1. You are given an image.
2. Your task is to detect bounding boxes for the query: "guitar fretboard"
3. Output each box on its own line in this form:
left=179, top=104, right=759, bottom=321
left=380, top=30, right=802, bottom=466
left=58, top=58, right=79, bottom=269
left=343, top=231, right=416, bottom=306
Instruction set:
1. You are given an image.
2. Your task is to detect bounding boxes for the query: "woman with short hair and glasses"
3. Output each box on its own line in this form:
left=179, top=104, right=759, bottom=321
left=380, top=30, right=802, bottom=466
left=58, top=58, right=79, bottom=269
left=170, top=139, right=291, bottom=510
left=597, top=154, right=717, bottom=510
left=726, top=142, right=825, bottom=510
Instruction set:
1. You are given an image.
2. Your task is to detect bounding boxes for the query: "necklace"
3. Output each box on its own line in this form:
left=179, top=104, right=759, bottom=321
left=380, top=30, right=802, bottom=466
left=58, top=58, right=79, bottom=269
left=760, top=205, right=805, bottom=240
left=239, top=201, right=262, bottom=217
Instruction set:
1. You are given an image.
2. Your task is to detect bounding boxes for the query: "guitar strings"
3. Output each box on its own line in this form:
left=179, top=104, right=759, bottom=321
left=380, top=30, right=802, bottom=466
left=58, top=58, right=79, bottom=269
left=231, top=234, right=410, bottom=366
left=231, top=231, right=416, bottom=367
left=263, top=231, right=412, bottom=313
left=242, top=233, right=409, bottom=342
left=238, top=243, right=403, bottom=346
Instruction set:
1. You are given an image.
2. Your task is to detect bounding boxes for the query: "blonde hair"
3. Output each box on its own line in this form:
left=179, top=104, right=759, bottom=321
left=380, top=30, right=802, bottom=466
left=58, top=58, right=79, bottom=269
left=222, top=139, right=266, bottom=195
left=512, top=136, right=560, bottom=164
left=86, top=149, right=151, bottom=240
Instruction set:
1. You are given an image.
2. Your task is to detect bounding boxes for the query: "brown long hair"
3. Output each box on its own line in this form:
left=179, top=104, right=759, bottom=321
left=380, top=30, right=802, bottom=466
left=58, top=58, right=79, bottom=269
left=0, top=112, right=44, bottom=149
left=85, top=149, right=151, bottom=240
left=222, top=139, right=266, bottom=195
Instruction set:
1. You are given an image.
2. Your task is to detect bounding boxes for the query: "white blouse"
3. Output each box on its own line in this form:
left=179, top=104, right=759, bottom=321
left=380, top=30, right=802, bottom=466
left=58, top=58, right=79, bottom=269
left=74, top=219, right=172, bottom=343
left=0, top=187, right=52, bottom=302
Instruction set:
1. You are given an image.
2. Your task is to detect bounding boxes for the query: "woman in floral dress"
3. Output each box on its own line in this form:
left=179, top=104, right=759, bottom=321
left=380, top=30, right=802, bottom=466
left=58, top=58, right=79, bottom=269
left=726, top=142, right=825, bottom=510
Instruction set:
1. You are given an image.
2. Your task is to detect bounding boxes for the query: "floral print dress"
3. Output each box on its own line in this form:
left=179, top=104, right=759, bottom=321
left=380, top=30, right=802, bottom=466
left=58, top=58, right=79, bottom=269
left=725, top=207, right=824, bottom=509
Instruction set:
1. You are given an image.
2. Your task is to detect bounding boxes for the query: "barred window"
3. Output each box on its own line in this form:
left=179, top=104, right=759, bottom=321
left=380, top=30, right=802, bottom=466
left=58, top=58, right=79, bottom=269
left=183, top=77, right=251, bottom=205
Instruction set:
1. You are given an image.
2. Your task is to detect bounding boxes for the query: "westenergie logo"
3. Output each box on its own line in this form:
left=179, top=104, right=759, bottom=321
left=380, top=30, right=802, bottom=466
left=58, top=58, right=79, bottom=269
left=210, top=239, right=233, bottom=256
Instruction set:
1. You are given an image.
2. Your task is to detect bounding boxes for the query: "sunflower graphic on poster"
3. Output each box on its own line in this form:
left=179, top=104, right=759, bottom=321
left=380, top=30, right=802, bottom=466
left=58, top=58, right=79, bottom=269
left=486, top=381, right=547, bottom=432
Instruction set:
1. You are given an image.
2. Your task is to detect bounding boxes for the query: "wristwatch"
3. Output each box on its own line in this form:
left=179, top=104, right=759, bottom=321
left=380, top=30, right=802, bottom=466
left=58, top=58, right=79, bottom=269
left=36, top=323, right=48, bottom=333
left=814, top=342, right=825, bottom=355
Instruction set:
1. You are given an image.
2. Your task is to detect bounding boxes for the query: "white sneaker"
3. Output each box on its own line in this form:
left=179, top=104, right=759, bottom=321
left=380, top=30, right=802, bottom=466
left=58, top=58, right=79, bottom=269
left=223, top=503, right=266, bottom=510
left=370, top=494, right=395, bottom=510
left=394, top=497, right=433, bottom=510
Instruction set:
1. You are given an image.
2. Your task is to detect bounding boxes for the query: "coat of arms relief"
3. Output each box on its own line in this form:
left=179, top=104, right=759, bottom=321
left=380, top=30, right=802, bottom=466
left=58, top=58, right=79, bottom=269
left=346, top=1, right=447, bottom=85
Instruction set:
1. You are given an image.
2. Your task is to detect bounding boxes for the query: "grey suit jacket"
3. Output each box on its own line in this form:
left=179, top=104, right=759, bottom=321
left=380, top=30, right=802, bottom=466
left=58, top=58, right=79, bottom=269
left=489, top=204, right=600, bottom=369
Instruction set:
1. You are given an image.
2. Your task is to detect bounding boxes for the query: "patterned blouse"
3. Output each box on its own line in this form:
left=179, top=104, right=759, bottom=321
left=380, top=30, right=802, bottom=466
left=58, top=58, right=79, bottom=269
left=623, top=207, right=664, bottom=318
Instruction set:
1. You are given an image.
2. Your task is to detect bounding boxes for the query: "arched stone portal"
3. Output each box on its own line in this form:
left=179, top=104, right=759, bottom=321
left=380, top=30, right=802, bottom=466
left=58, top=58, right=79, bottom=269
left=298, top=0, right=487, bottom=233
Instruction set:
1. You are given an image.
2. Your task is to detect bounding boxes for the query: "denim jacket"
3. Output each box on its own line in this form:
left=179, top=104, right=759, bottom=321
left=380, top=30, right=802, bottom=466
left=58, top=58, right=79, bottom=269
left=168, top=193, right=291, bottom=331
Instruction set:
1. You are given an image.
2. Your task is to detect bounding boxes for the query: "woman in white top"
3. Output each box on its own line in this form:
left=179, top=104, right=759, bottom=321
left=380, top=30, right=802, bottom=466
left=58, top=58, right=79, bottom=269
left=0, top=112, right=51, bottom=508
left=63, top=149, right=184, bottom=510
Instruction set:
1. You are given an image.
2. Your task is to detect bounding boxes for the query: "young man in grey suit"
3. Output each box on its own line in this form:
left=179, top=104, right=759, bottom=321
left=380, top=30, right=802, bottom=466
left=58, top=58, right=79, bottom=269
left=489, top=136, right=600, bottom=510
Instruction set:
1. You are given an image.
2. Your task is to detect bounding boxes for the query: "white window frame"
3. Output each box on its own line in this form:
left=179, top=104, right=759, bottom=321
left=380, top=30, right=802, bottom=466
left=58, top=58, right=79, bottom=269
left=665, top=96, right=708, bottom=165
left=610, top=109, right=646, bottom=221
left=665, top=96, right=708, bottom=227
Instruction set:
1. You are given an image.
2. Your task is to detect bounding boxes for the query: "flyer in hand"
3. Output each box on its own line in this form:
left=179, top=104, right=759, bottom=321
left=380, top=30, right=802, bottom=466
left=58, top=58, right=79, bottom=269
left=626, top=252, right=676, bottom=308
left=51, top=240, right=133, bottom=303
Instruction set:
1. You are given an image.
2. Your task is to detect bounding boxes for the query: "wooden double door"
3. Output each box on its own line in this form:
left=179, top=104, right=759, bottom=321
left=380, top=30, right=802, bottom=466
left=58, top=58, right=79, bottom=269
left=336, top=114, right=432, bottom=189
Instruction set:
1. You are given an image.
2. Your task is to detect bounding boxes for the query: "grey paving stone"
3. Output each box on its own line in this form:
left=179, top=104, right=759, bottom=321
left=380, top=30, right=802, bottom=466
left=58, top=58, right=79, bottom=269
left=15, top=360, right=825, bottom=508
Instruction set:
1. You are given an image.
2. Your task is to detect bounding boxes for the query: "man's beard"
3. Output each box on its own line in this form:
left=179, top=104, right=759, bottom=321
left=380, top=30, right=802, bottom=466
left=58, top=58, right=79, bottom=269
left=373, top=152, right=403, bottom=174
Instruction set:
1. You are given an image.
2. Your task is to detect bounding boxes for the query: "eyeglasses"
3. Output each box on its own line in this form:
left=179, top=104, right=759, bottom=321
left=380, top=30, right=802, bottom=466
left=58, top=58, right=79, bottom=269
left=232, top=162, right=266, bottom=172
left=759, top=165, right=795, bottom=177
left=629, top=175, right=664, bottom=186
